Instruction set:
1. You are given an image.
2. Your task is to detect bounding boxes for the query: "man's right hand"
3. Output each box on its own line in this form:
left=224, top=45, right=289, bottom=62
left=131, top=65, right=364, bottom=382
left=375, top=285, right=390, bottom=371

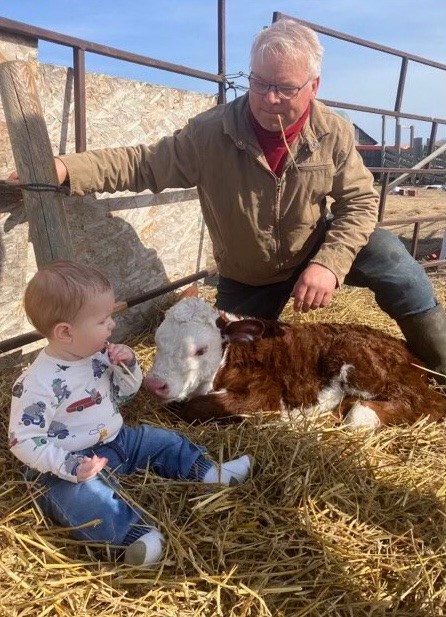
left=8, top=157, right=69, bottom=185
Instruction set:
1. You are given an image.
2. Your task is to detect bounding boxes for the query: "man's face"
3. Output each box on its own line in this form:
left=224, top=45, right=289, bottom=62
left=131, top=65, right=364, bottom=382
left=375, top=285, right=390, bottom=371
left=248, top=51, right=319, bottom=132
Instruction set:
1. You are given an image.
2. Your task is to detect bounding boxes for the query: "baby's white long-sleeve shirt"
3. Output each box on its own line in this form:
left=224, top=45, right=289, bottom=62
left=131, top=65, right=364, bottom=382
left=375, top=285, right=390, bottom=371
left=9, top=348, right=142, bottom=482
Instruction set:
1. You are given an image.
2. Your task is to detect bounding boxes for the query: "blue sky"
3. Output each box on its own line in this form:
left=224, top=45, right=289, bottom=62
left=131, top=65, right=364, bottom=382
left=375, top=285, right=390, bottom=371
left=1, top=1, right=445, bottom=143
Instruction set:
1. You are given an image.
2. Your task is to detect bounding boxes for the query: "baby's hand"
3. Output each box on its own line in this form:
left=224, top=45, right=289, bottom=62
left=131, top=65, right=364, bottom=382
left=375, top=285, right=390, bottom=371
left=76, top=454, right=108, bottom=482
left=107, top=343, right=135, bottom=367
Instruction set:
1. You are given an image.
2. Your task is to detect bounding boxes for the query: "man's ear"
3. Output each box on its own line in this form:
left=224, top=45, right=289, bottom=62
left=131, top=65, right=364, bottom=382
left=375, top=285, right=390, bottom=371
left=310, top=77, right=320, bottom=98
left=52, top=322, right=73, bottom=343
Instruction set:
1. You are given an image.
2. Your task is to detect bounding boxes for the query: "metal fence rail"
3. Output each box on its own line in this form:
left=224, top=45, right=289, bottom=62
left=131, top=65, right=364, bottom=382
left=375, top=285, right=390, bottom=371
left=0, top=4, right=227, bottom=151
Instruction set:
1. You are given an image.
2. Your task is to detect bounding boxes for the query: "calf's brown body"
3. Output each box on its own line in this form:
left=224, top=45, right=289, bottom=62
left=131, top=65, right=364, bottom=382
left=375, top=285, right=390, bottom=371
left=165, top=319, right=446, bottom=426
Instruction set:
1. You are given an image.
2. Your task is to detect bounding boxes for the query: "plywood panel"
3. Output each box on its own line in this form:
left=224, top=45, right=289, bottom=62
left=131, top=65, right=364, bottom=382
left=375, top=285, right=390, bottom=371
left=0, top=35, right=216, bottom=349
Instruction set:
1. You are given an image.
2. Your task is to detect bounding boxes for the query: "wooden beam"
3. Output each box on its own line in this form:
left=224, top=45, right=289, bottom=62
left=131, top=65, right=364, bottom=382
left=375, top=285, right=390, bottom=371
left=0, top=58, right=74, bottom=265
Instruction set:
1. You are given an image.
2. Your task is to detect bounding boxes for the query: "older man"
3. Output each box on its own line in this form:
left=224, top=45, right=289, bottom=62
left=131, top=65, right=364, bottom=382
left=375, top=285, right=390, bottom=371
left=46, top=19, right=446, bottom=380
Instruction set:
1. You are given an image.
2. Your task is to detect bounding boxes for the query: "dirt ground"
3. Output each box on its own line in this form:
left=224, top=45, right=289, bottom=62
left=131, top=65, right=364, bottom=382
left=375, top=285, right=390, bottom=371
left=380, top=188, right=446, bottom=259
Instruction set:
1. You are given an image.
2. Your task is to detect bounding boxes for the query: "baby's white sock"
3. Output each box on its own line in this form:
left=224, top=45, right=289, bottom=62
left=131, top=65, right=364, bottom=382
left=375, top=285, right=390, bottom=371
left=124, top=529, right=165, bottom=566
left=202, top=454, right=253, bottom=486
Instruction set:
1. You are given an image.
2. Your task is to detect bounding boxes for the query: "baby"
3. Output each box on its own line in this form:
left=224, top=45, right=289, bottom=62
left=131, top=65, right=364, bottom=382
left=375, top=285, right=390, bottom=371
left=8, top=260, right=253, bottom=566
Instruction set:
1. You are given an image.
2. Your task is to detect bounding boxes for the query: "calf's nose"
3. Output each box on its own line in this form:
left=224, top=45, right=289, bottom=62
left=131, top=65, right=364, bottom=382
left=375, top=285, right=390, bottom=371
left=143, top=376, right=170, bottom=397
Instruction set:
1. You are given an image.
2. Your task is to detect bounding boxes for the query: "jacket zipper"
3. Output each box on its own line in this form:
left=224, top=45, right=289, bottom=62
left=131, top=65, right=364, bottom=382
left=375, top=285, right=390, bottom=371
left=275, top=177, right=283, bottom=269
left=248, top=145, right=286, bottom=271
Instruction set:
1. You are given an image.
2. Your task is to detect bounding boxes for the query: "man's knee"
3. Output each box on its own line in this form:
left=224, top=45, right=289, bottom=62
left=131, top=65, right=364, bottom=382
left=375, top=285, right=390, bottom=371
left=347, top=229, right=436, bottom=318
left=349, top=229, right=425, bottom=281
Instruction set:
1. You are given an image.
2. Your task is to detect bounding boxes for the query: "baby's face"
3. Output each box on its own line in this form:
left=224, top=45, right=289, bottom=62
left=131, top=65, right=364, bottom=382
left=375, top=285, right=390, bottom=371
left=69, top=290, right=116, bottom=358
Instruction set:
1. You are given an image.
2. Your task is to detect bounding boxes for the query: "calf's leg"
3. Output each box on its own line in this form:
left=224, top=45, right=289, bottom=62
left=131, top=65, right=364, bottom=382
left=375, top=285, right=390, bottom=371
left=165, top=392, right=249, bottom=424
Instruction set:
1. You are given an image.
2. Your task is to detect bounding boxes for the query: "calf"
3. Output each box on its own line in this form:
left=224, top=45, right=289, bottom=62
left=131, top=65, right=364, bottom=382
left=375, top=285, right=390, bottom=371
left=143, top=298, right=446, bottom=428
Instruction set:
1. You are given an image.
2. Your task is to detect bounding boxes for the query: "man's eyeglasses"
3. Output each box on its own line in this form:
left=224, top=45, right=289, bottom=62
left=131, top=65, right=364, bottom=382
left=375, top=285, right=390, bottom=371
left=248, top=73, right=310, bottom=100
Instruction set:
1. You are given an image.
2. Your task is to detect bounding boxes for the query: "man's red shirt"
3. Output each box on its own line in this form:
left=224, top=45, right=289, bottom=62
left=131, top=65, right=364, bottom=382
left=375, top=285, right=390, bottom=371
left=249, top=105, right=310, bottom=176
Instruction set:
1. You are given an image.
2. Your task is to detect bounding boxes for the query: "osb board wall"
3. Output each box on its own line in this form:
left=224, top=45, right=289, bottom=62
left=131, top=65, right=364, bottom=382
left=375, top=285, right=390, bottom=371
left=0, top=34, right=216, bottom=354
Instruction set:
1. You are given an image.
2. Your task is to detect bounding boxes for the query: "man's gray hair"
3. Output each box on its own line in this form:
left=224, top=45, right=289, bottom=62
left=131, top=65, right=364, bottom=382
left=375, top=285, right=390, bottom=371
left=250, top=19, right=324, bottom=79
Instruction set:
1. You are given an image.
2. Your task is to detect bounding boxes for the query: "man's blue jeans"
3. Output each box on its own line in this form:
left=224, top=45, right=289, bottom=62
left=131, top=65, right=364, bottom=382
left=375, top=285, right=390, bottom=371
left=31, top=424, right=211, bottom=546
left=216, top=229, right=437, bottom=320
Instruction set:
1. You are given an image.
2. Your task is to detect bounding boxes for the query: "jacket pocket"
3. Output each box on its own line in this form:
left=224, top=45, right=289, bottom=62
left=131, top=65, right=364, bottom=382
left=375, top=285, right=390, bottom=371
left=294, top=163, right=334, bottom=221
left=297, top=163, right=333, bottom=172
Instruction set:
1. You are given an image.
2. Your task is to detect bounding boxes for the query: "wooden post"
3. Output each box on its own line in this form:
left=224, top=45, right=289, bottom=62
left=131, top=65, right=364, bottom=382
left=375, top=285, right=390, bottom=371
left=0, top=56, right=74, bottom=265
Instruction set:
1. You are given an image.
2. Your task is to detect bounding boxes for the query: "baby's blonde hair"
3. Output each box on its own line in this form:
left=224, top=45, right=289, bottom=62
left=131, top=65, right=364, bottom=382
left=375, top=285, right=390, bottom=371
left=24, top=260, right=112, bottom=337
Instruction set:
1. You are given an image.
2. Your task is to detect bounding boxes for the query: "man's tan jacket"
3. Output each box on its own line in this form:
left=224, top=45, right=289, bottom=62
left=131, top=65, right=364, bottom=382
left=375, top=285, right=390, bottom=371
left=61, top=95, right=378, bottom=286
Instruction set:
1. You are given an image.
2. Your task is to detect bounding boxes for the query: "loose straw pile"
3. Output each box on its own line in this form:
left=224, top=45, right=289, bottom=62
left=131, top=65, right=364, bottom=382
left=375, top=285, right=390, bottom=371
left=0, top=273, right=445, bottom=616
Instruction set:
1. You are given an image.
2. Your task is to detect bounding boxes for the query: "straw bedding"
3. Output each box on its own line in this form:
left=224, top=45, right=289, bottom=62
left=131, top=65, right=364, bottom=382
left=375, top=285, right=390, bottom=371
left=0, top=274, right=445, bottom=617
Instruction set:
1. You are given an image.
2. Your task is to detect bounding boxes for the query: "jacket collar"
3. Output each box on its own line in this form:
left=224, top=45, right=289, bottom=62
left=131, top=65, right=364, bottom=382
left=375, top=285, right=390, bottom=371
left=222, top=94, right=260, bottom=154
left=300, top=99, right=331, bottom=153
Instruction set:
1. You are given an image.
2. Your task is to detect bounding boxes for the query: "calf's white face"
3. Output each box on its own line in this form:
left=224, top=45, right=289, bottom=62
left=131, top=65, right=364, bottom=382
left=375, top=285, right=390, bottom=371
left=146, top=298, right=224, bottom=401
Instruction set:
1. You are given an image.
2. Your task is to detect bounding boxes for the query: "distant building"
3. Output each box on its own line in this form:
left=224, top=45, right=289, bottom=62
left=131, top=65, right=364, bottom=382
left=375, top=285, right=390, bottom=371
left=353, top=125, right=382, bottom=170
left=333, top=111, right=445, bottom=183
left=353, top=124, right=377, bottom=146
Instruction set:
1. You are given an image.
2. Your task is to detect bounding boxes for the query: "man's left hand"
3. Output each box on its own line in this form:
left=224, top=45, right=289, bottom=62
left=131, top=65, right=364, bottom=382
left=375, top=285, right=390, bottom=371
left=292, top=263, right=337, bottom=312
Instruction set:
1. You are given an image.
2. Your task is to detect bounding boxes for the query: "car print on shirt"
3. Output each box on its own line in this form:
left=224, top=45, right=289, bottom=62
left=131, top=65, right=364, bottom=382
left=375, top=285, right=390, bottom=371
left=22, top=401, right=46, bottom=428
left=89, top=423, right=109, bottom=443
left=51, top=378, right=71, bottom=406
left=32, top=436, right=48, bottom=450
left=8, top=431, right=18, bottom=448
left=47, top=420, right=70, bottom=439
left=92, top=357, right=108, bottom=379
left=64, top=453, right=84, bottom=477
left=66, top=388, right=102, bottom=413
left=12, top=381, right=24, bottom=398
left=110, top=376, right=133, bottom=407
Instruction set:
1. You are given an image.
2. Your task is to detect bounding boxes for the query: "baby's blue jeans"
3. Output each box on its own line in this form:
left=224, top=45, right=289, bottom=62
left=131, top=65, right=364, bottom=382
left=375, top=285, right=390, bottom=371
left=30, top=424, right=212, bottom=545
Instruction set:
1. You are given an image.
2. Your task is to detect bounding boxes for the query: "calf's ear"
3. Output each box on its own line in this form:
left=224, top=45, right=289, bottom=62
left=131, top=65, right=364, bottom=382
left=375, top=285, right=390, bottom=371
left=220, top=319, right=265, bottom=343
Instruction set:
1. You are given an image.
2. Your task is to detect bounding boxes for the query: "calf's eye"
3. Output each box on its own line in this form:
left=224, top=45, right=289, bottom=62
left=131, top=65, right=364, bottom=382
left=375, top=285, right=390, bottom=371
left=194, top=346, right=208, bottom=357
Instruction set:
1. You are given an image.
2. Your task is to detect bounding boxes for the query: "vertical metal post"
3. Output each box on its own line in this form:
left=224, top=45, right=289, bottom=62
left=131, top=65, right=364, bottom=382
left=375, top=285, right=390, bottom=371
left=394, top=56, right=408, bottom=173
left=425, top=121, right=438, bottom=176
left=439, top=229, right=446, bottom=261
left=410, top=222, right=420, bottom=257
left=380, top=114, right=386, bottom=180
left=426, top=121, right=438, bottom=157
left=395, top=119, right=401, bottom=170
left=394, top=57, right=408, bottom=112
left=217, top=0, right=226, bottom=104
left=378, top=172, right=390, bottom=222
left=73, top=46, right=87, bottom=152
